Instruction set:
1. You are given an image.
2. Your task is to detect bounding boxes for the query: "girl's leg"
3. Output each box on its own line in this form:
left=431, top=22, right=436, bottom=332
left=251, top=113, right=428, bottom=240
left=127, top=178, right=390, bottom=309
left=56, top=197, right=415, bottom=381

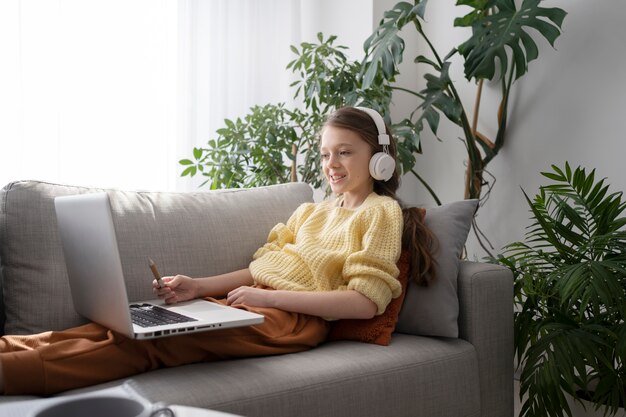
left=0, top=302, right=329, bottom=395
left=0, top=323, right=155, bottom=395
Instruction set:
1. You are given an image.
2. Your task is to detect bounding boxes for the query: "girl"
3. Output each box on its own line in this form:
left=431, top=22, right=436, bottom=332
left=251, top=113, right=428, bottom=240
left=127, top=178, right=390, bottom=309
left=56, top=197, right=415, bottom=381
left=0, top=106, right=435, bottom=395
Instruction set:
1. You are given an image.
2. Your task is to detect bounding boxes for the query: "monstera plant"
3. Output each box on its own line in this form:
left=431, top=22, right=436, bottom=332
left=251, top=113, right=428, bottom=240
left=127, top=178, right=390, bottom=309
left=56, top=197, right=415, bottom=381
left=360, top=0, right=567, bottom=202
left=498, top=163, right=626, bottom=417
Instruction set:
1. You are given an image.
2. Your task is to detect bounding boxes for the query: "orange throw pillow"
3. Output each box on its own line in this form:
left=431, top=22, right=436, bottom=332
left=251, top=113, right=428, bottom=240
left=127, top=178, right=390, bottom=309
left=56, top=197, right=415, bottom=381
left=326, top=250, right=410, bottom=346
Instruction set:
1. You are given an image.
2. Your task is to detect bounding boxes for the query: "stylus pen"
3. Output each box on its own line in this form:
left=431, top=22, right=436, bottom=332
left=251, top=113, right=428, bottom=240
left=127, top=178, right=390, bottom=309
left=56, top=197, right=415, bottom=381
left=148, top=258, right=164, bottom=289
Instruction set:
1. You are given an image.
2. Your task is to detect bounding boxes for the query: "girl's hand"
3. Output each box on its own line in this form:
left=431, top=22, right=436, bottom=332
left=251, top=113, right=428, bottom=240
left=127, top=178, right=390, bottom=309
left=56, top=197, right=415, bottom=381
left=154, top=275, right=198, bottom=304
left=226, top=286, right=274, bottom=308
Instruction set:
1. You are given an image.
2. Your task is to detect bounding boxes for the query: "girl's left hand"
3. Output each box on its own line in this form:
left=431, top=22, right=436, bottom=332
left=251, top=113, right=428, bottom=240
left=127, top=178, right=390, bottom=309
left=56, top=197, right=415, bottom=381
left=226, top=286, right=274, bottom=308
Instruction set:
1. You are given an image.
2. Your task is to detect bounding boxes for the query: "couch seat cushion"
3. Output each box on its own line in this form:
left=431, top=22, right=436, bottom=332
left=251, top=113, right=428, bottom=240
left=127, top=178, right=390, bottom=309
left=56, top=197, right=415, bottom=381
left=65, top=334, right=480, bottom=417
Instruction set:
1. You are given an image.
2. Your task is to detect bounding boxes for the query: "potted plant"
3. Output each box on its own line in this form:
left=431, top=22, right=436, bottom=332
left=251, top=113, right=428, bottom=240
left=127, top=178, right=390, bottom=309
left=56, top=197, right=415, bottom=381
left=497, top=162, right=626, bottom=417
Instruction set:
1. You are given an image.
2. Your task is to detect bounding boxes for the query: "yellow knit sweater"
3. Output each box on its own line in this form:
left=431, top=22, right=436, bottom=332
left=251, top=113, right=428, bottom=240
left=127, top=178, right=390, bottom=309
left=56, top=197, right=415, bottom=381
left=249, top=193, right=403, bottom=315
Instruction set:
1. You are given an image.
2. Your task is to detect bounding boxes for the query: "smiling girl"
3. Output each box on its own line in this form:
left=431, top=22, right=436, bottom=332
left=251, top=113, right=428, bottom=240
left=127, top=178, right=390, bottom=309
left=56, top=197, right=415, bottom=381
left=0, top=106, right=435, bottom=395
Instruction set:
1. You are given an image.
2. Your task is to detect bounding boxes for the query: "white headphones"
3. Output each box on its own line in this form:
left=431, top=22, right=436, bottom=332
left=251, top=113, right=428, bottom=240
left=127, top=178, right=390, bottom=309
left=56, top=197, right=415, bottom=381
left=355, top=107, right=395, bottom=182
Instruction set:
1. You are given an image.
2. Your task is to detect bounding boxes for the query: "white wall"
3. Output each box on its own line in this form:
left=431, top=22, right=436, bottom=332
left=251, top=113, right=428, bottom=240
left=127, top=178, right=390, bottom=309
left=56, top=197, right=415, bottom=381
left=301, top=0, right=373, bottom=59
left=375, top=0, right=626, bottom=259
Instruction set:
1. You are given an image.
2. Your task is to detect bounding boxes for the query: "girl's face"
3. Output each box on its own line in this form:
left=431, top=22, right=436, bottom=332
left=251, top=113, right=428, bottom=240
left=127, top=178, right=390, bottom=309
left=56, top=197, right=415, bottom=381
left=320, top=125, right=374, bottom=209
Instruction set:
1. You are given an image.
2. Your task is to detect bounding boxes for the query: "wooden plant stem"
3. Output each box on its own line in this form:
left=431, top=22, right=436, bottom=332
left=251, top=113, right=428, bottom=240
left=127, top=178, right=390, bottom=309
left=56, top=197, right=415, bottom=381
left=291, top=144, right=298, bottom=182
left=472, top=79, right=484, bottom=134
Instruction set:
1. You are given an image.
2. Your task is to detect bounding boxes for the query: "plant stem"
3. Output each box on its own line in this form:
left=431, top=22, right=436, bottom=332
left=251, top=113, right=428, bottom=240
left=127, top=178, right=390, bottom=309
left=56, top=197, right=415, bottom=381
left=459, top=106, right=482, bottom=199
left=472, top=217, right=495, bottom=258
left=391, top=86, right=426, bottom=100
left=411, top=169, right=442, bottom=206
left=413, top=14, right=486, bottom=200
left=472, top=79, right=484, bottom=134
left=415, top=23, right=445, bottom=68
left=291, top=144, right=298, bottom=182
left=413, top=17, right=482, bottom=200
left=483, top=62, right=515, bottom=166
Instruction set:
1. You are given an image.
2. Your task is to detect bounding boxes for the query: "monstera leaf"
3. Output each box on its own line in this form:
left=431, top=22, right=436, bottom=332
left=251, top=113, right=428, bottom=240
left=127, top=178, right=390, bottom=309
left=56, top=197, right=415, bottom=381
left=361, top=1, right=428, bottom=88
left=417, top=61, right=463, bottom=136
left=457, top=0, right=566, bottom=81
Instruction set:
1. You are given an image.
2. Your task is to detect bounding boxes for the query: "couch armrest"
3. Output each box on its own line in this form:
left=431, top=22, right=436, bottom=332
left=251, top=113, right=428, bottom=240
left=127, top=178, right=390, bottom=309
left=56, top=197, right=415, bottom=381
left=457, top=261, right=513, bottom=417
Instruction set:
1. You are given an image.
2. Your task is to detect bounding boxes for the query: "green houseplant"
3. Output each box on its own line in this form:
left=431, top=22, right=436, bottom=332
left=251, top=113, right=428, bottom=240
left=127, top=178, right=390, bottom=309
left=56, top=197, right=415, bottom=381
left=360, top=0, right=567, bottom=202
left=498, top=163, right=626, bottom=417
left=180, top=34, right=397, bottom=191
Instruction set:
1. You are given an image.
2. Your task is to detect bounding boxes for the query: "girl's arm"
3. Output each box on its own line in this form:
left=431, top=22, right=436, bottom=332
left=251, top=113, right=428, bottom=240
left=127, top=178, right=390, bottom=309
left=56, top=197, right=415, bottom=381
left=226, top=286, right=378, bottom=320
left=158, top=270, right=379, bottom=319
left=155, top=268, right=254, bottom=304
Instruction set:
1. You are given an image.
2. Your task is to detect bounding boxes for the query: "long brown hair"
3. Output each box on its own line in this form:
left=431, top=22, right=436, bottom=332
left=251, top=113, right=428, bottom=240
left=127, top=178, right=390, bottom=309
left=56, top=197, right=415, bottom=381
left=323, top=106, right=437, bottom=286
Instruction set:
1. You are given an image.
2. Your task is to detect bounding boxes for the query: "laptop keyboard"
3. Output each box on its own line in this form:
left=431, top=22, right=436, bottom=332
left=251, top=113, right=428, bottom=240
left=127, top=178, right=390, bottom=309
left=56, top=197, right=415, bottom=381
left=130, top=303, right=198, bottom=328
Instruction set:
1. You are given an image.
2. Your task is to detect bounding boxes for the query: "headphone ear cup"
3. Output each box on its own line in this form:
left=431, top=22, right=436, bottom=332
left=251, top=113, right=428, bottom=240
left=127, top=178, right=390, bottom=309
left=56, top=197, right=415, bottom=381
left=369, top=152, right=395, bottom=182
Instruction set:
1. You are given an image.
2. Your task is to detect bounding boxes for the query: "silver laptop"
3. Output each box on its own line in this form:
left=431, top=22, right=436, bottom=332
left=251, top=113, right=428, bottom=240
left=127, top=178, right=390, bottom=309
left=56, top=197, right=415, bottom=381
left=54, top=192, right=264, bottom=340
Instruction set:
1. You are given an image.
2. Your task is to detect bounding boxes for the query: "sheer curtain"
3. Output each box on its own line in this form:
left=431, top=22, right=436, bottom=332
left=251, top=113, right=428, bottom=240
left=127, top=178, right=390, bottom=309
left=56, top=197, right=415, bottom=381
left=0, top=0, right=179, bottom=191
left=0, top=0, right=369, bottom=191
left=0, top=0, right=307, bottom=191
left=176, top=0, right=305, bottom=191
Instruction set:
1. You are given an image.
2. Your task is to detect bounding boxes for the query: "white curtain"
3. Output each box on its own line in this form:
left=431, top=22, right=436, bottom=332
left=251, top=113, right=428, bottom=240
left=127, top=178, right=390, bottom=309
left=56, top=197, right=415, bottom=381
left=0, top=0, right=307, bottom=191
left=0, top=0, right=179, bottom=191
left=177, top=0, right=305, bottom=190
left=0, top=0, right=370, bottom=191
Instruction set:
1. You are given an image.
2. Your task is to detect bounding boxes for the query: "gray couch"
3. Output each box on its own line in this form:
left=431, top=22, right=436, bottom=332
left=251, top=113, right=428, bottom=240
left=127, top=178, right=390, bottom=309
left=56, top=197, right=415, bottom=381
left=0, top=180, right=514, bottom=417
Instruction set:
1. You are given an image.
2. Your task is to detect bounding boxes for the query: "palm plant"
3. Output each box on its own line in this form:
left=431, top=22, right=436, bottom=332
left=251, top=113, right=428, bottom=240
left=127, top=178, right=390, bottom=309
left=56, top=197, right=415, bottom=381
left=498, top=163, right=626, bottom=417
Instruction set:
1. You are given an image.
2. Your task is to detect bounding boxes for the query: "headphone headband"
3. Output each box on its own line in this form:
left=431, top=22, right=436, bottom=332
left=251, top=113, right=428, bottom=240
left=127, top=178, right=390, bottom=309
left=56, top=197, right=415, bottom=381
left=355, top=107, right=390, bottom=146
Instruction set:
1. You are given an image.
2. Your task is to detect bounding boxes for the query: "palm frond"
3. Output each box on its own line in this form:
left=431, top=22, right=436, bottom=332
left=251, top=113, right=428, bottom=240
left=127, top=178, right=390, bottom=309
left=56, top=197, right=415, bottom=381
left=497, top=162, right=626, bottom=417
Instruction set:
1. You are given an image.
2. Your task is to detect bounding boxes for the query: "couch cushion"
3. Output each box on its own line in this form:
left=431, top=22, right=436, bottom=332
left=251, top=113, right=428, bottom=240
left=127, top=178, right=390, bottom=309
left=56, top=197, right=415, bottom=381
left=0, top=181, right=313, bottom=335
left=66, top=335, right=481, bottom=417
left=396, top=199, right=478, bottom=338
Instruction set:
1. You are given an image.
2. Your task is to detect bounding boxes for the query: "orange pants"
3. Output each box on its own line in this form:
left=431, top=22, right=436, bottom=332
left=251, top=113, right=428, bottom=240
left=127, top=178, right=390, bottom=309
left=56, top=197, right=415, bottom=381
left=0, top=299, right=330, bottom=395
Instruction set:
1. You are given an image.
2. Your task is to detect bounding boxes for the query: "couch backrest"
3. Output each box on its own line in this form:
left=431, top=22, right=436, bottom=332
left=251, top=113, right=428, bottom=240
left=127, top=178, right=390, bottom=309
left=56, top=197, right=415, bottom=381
left=0, top=180, right=314, bottom=335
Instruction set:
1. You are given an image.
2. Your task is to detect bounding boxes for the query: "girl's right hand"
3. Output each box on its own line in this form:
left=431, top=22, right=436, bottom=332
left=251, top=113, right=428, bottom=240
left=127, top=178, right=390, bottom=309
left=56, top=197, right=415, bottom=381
left=154, top=274, right=198, bottom=304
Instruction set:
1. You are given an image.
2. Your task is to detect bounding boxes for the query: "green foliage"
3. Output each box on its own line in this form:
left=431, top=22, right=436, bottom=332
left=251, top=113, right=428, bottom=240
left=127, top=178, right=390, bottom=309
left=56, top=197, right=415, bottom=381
left=497, top=163, right=626, bottom=417
left=360, top=0, right=567, bottom=201
left=180, top=33, right=403, bottom=190
left=456, top=0, right=567, bottom=81
left=418, top=61, right=463, bottom=136
left=180, top=104, right=300, bottom=189
left=288, top=35, right=358, bottom=114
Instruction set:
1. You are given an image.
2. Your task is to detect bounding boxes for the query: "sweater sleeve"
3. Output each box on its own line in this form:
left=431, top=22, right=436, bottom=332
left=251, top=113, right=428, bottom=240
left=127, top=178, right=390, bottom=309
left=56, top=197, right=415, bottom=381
left=252, top=202, right=314, bottom=260
left=344, top=200, right=403, bottom=315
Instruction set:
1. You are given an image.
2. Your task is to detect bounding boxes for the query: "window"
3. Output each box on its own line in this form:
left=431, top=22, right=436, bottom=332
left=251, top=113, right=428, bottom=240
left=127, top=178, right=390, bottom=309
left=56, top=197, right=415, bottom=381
left=0, top=0, right=371, bottom=191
